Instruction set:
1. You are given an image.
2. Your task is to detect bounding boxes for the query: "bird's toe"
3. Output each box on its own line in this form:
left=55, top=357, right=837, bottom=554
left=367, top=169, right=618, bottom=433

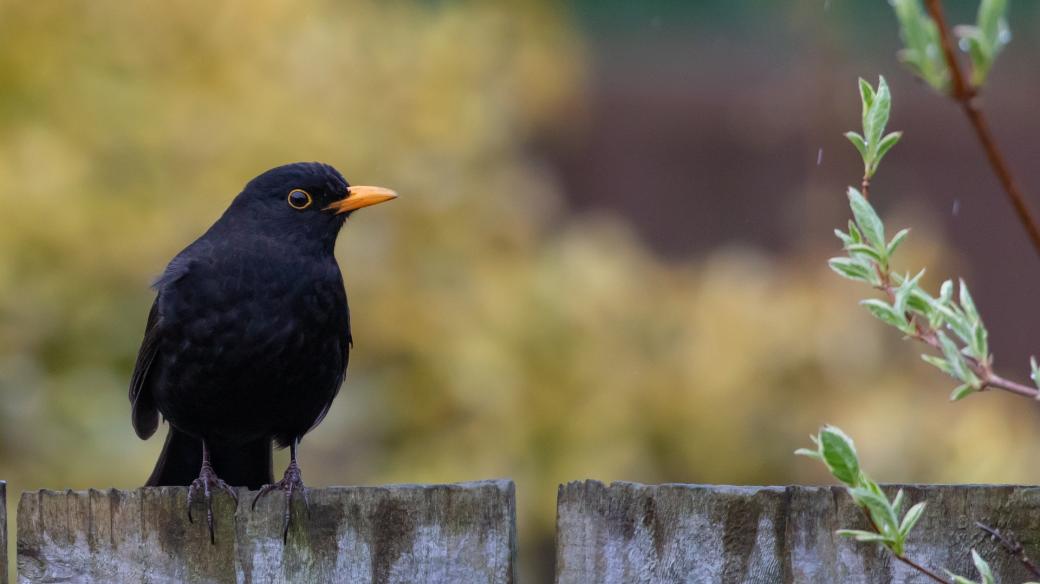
left=186, top=464, right=238, bottom=544
left=251, top=460, right=307, bottom=543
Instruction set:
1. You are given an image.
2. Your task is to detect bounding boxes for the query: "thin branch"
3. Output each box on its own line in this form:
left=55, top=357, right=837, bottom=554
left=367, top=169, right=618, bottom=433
left=896, top=554, right=950, bottom=583
left=922, top=0, right=972, bottom=102
left=976, top=522, right=1040, bottom=578
left=923, top=0, right=1040, bottom=258
left=878, top=281, right=1039, bottom=400
left=984, top=372, right=1039, bottom=399
left=858, top=507, right=951, bottom=583
left=914, top=329, right=1037, bottom=399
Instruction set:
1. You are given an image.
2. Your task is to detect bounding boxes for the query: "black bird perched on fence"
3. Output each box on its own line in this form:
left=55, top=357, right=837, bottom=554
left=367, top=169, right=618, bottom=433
left=129, top=162, right=397, bottom=541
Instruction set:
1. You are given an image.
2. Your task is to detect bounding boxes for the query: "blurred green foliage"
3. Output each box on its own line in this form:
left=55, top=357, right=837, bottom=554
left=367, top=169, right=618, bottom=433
left=2, top=1, right=1040, bottom=581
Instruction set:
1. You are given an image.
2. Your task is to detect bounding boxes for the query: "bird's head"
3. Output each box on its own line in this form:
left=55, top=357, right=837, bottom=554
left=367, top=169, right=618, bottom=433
left=223, top=162, right=397, bottom=248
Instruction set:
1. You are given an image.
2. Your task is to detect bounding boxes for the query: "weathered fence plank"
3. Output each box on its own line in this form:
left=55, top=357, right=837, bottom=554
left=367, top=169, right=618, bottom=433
left=556, top=480, right=1040, bottom=584
left=18, top=480, right=516, bottom=584
left=2, top=481, right=7, bottom=584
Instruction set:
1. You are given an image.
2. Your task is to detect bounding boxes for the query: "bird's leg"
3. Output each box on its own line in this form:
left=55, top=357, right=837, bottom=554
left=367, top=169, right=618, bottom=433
left=252, top=437, right=309, bottom=543
left=187, top=440, right=239, bottom=544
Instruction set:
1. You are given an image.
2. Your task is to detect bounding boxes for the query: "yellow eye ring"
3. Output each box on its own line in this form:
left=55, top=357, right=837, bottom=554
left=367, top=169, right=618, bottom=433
left=287, top=189, right=312, bottom=210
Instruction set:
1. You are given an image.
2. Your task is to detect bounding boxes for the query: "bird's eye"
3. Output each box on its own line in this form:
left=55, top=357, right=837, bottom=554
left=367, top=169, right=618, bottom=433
left=287, top=189, right=312, bottom=210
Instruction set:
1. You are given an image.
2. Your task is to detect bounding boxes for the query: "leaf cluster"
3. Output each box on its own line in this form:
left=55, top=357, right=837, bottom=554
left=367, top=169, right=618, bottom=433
left=796, top=426, right=925, bottom=556
left=798, top=428, right=1040, bottom=584
left=955, top=0, right=1011, bottom=87
left=890, top=0, right=1011, bottom=92
left=890, top=0, right=950, bottom=91
left=845, top=77, right=902, bottom=182
left=830, top=189, right=992, bottom=400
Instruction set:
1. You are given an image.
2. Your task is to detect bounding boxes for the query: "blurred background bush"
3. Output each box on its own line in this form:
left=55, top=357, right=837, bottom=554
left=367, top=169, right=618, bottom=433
left=3, top=1, right=1040, bottom=581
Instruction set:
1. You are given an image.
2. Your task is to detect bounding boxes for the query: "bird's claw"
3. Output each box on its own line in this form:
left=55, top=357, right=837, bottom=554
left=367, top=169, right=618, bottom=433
left=187, top=462, right=238, bottom=544
left=252, top=460, right=308, bottom=543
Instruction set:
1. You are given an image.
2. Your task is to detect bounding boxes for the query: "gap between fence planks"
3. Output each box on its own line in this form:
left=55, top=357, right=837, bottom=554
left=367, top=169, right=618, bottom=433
left=16, top=480, right=516, bottom=584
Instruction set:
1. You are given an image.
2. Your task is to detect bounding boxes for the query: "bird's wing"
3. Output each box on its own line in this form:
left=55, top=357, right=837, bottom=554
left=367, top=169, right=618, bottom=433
left=129, top=254, right=194, bottom=440
left=305, top=298, right=352, bottom=434
left=129, top=299, right=162, bottom=439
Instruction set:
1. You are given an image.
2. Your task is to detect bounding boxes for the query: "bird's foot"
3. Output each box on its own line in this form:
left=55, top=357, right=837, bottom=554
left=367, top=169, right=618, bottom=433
left=187, top=462, right=239, bottom=544
left=252, top=460, right=309, bottom=543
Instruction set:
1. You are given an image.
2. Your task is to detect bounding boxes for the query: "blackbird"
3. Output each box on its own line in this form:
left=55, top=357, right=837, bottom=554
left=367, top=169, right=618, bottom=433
left=129, top=162, right=396, bottom=541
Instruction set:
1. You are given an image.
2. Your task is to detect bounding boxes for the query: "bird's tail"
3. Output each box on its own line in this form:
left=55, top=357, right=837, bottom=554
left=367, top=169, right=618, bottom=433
left=146, top=427, right=274, bottom=490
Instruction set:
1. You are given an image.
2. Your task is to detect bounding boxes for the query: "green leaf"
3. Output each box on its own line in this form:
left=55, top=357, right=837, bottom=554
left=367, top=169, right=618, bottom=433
left=852, top=78, right=900, bottom=179
left=970, top=321, right=989, bottom=363
left=941, top=305, right=975, bottom=352
left=957, top=279, right=988, bottom=359
left=939, top=279, right=954, bottom=305
left=864, top=77, right=892, bottom=163
left=906, top=288, right=933, bottom=317
left=794, top=447, right=823, bottom=461
left=922, top=354, right=955, bottom=377
left=1031, top=356, right=1040, bottom=390
left=848, top=220, right=863, bottom=244
left=863, top=476, right=884, bottom=498
left=837, top=529, right=891, bottom=544
left=899, top=501, right=926, bottom=537
left=819, top=426, right=861, bottom=486
left=892, top=269, right=924, bottom=318
left=937, top=330, right=981, bottom=388
left=849, top=486, right=900, bottom=543
left=858, top=77, right=876, bottom=113
left=847, top=187, right=885, bottom=248
left=956, top=0, right=1010, bottom=87
left=834, top=228, right=853, bottom=247
left=829, top=258, right=873, bottom=282
left=886, top=228, right=910, bottom=257
left=845, top=132, right=868, bottom=163
left=845, top=243, right=883, bottom=263
left=871, top=131, right=902, bottom=175
left=890, top=0, right=950, bottom=92
left=972, top=549, right=995, bottom=584
left=950, top=383, right=976, bottom=401
left=937, top=331, right=966, bottom=377
left=891, top=489, right=905, bottom=515
left=861, top=298, right=909, bottom=332
left=959, top=280, right=980, bottom=322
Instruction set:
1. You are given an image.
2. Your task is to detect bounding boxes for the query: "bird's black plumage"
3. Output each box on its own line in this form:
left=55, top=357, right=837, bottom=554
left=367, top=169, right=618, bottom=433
left=129, top=162, right=395, bottom=539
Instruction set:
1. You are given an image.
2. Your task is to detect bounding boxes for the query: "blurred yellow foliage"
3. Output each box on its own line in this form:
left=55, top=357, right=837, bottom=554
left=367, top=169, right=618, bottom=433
left=1, top=1, right=1038, bottom=581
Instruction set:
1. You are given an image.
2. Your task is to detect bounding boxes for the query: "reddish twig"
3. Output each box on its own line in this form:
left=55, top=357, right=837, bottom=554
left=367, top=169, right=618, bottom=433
left=976, top=522, right=1040, bottom=578
left=923, top=0, right=1040, bottom=258
left=984, top=372, right=1039, bottom=399
left=896, top=555, right=950, bottom=583
left=858, top=509, right=950, bottom=583
left=877, top=279, right=1039, bottom=400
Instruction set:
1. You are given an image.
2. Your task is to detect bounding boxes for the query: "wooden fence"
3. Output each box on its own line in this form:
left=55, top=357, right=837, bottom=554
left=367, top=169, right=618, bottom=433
left=14, top=480, right=514, bottom=583
left=5, top=478, right=1040, bottom=583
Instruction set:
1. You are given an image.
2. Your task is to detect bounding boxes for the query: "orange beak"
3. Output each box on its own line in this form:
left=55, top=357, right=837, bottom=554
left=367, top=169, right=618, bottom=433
left=324, top=185, right=398, bottom=214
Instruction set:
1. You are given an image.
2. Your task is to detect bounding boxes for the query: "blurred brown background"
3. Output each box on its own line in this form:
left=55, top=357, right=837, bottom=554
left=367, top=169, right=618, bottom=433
left=2, top=1, right=1040, bottom=581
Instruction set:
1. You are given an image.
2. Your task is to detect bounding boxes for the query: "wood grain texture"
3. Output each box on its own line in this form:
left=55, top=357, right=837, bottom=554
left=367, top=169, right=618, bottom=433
left=556, top=480, right=1040, bottom=584
left=17, top=480, right=515, bottom=584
